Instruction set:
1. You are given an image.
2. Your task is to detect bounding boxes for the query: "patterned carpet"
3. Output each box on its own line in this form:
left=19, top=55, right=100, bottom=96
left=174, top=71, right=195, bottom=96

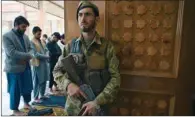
left=20, top=105, right=67, bottom=116
left=31, top=95, right=66, bottom=108
left=21, top=92, right=68, bottom=116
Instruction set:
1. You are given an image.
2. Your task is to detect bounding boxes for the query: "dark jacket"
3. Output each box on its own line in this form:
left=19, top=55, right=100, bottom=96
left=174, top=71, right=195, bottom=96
left=46, top=41, right=62, bottom=68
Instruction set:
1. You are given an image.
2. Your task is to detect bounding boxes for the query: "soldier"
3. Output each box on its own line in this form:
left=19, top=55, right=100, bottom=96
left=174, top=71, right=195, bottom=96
left=53, top=1, right=121, bottom=116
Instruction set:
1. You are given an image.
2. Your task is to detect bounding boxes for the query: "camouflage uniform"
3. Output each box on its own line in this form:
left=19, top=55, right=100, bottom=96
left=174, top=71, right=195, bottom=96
left=53, top=1, right=120, bottom=116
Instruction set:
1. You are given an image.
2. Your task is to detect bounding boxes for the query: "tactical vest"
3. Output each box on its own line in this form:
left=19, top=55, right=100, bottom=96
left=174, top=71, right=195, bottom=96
left=69, top=38, right=111, bottom=96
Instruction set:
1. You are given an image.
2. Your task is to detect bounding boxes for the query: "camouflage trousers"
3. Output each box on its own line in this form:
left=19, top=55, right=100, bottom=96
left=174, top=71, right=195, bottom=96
left=65, top=95, right=81, bottom=116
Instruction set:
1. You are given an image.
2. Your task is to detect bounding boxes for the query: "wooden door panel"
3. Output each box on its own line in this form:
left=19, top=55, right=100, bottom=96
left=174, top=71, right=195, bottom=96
left=105, top=1, right=184, bottom=115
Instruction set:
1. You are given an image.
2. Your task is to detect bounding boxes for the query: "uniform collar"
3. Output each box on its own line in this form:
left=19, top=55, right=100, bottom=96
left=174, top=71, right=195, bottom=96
left=75, top=31, right=102, bottom=45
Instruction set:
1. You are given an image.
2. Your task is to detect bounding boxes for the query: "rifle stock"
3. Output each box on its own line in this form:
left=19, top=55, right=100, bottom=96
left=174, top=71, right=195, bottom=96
left=61, top=55, right=81, bottom=85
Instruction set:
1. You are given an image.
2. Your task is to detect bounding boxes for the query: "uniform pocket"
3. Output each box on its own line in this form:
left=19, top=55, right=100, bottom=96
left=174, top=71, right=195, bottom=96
left=88, top=55, right=105, bottom=69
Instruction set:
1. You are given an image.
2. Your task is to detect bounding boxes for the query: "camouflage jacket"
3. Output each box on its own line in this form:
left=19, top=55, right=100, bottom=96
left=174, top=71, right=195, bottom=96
left=53, top=32, right=121, bottom=115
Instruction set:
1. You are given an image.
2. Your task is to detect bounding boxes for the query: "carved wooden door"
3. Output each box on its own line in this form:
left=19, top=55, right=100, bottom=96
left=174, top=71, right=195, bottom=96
left=105, top=1, right=184, bottom=115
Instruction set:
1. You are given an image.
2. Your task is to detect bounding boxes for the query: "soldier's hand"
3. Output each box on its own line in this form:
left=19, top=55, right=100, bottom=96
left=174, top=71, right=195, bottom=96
left=81, top=101, right=99, bottom=116
left=67, top=83, right=87, bottom=99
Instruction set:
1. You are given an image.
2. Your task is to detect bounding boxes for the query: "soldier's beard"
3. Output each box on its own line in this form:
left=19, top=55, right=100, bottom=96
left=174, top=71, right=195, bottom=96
left=81, top=21, right=96, bottom=32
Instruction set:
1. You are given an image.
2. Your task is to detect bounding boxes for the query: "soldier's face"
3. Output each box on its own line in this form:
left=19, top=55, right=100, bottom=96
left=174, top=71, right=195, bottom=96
left=78, top=8, right=98, bottom=32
